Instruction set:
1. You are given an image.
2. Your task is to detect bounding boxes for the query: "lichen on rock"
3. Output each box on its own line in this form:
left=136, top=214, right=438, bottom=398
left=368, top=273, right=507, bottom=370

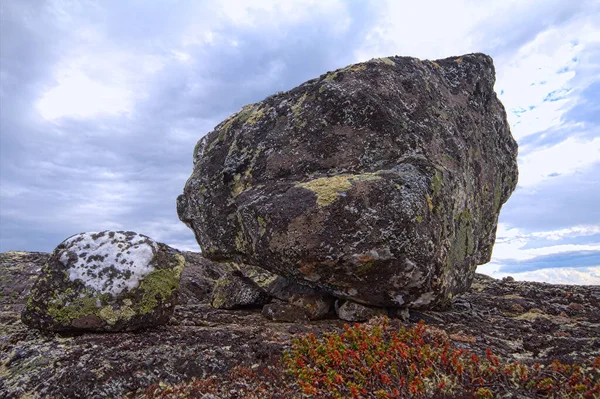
left=177, top=52, right=519, bottom=310
left=21, top=231, right=184, bottom=332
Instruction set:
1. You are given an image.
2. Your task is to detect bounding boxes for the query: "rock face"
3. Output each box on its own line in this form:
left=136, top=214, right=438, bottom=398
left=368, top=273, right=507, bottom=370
left=211, top=271, right=271, bottom=309
left=21, top=231, right=185, bottom=332
left=178, top=53, right=518, bottom=309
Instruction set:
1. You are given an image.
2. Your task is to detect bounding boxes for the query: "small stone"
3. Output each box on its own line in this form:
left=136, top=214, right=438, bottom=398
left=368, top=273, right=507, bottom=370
left=388, top=307, right=410, bottom=321
left=502, top=276, right=515, bottom=282
left=510, top=303, right=525, bottom=313
left=336, top=300, right=387, bottom=322
left=567, top=302, right=585, bottom=311
left=262, top=302, right=309, bottom=322
left=21, top=231, right=184, bottom=332
left=210, top=271, right=270, bottom=309
left=289, top=293, right=333, bottom=320
left=266, top=276, right=326, bottom=302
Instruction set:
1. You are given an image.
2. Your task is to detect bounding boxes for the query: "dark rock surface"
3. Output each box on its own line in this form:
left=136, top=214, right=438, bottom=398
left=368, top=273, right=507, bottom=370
left=178, top=53, right=519, bottom=309
left=210, top=271, right=270, bottom=309
left=1, top=252, right=598, bottom=398
left=336, top=300, right=387, bottom=322
left=21, top=232, right=185, bottom=332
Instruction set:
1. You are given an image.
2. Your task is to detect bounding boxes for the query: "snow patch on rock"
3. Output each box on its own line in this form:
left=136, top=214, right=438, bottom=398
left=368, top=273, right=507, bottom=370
left=60, top=231, right=158, bottom=296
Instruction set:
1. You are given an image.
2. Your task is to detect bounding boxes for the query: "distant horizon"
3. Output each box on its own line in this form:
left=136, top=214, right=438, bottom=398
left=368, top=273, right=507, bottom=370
left=1, top=0, right=599, bottom=285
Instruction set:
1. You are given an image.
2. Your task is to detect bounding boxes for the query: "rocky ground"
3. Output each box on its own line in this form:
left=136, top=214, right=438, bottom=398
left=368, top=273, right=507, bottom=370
left=1, top=251, right=599, bottom=398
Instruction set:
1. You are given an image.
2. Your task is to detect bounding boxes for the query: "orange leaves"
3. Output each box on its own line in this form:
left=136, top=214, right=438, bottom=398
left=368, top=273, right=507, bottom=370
left=283, top=316, right=600, bottom=399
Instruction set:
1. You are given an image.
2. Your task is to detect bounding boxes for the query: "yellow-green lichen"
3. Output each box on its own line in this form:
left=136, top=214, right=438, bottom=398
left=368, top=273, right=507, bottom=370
left=373, top=57, right=396, bottom=66
left=98, top=301, right=136, bottom=326
left=296, top=173, right=382, bottom=207
left=137, top=256, right=184, bottom=315
left=448, top=209, right=475, bottom=268
left=234, top=212, right=248, bottom=252
left=257, top=216, right=267, bottom=237
left=493, top=175, right=503, bottom=212
left=323, top=63, right=367, bottom=83
left=291, top=93, right=309, bottom=128
left=46, top=293, right=102, bottom=326
left=425, top=194, right=434, bottom=212
left=211, top=276, right=231, bottom=308
left=357, top=261, right=375, bottom=274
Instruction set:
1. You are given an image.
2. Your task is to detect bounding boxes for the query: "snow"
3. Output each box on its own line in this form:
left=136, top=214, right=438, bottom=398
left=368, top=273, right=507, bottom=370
left=60, top=231, right=158, bottom=296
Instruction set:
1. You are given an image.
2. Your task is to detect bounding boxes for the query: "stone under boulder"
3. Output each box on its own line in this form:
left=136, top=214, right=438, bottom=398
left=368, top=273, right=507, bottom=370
left=178, top=53, right=518, bottom=310
left=210, top=271, right=271, bottom=309
left=21, top=231, right=184, bottom=332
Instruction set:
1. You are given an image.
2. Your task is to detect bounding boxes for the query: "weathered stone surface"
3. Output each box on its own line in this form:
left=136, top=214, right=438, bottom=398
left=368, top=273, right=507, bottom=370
left=178, top=53, right=518, bottom=309
left=1, top=254, right=599, bottom=398
left=336, top=300, right=387, bottom=322
left=289, top=293, right=334, bottom=320
left=266, top=275, right=329, bottom=302
left=261, top=301, right=310, bottom=322
left=211, top=271, right=270, bottom=309
left=21, top=231, right=184, bottom=332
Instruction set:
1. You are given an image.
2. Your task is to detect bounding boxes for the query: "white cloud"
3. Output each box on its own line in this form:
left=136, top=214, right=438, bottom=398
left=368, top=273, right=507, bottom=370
left=496, top=18, right=600, bottom=141
left=478, top=263, right=600, bottom=285
left=492, top=223, right=600, bottom=261
left=37, top=70, right=133, bottom=120
left=517, top=136, right=600, bottom=187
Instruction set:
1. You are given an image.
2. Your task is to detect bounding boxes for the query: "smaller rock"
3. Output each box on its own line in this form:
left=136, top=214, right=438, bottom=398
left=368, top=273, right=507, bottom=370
left=262, top=302, right=309, bottom=322
left=388, top=307, right=410, bottom=322
left=21, top=231, right=184, bottom=332
left=567, top=302, right=585, bottom=311
left=266, top=276, right=327, bottom=302
left=289, top=294, right=333, bottom=320
left=210, top=271, right=270, bottom=309
left=335, top=300, right=387, bottom=322
left=502, top=276, right=515, bottom=283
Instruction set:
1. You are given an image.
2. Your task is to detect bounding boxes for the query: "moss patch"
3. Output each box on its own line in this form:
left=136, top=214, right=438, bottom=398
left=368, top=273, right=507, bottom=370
left=372, top=57, right=396, bottom=66
left=296, top=173, right=382, bottom=207
left=431, top=170, right=443, bottom=198
left=137, top=255, right=184, bottom=315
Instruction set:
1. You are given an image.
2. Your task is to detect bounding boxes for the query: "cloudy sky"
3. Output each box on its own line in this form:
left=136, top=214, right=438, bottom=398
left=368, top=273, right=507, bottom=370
left=1, top=0, right=599, bottom=284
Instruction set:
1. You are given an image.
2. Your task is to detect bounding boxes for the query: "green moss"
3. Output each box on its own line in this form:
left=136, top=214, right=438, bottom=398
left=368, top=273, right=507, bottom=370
left=296, top=173, right=382, bottom=207
left=98, top=300, right=136, bottom=325
left=448, top=209, right=475, bottom=268
left=323, top=63, right=367, bottom=84
left=291, top=93, right=308, bottom=128
left=234, top=212, right=248, bottom=252
left=137, top=255, right=184, bottom=315
left=46, top=293, right=101, bottom=326
left=211, top=277, right=231, bottom=308
left=416, top=215, right=424, bottom=223
left=357, top=262, right=375, bottom=274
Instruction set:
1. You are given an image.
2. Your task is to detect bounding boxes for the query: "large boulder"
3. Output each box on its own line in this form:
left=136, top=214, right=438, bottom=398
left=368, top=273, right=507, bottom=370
left=178, top=53, right=518, bottom=309
left=21, top=231, right=184, bottom=331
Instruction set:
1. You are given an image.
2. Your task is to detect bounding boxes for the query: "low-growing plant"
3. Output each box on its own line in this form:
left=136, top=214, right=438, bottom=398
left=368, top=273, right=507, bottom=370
left=283, top=317, right=600, bottom=398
